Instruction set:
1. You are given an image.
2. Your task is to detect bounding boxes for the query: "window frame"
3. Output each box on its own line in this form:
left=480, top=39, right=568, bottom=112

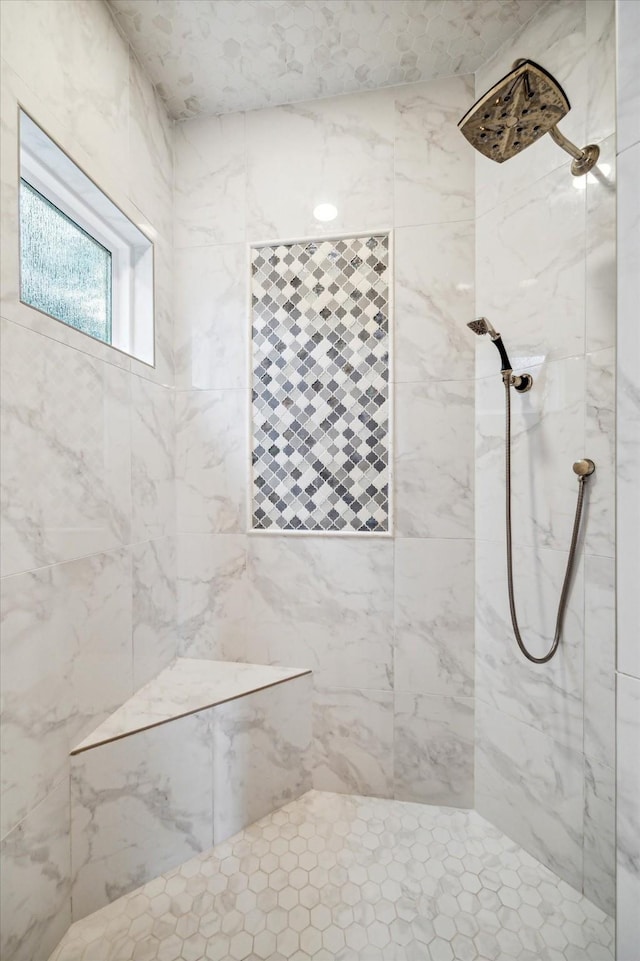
left=18, top=108, right=156, bottom=366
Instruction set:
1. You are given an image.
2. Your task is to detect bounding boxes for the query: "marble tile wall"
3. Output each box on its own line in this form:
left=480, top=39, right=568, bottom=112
left=615, top=2, right=640, bottom=956
left=474, top=0, right=617, bottom=919
left=174, top=74, right=476, bottom=807
left=70, top=674, right=312, bottom=920
left=0, top=2, right=175, bottom=959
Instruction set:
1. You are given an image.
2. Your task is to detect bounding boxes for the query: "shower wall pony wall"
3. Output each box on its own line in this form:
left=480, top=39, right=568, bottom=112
left=472, top=0, right=617, bottom=916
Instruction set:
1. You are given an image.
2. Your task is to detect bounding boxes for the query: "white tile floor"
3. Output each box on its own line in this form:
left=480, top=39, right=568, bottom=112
left=49, top=790, right=614, bottom=961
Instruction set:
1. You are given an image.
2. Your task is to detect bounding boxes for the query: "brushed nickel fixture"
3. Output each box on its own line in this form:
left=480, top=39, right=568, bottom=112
left=458, top=59, right=599, bottom=176
left=467, top=317, right=533, bottom=392
left=468, top=318, right=595, bottom=664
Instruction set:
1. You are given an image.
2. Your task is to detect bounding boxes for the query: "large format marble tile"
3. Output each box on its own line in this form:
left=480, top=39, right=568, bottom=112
left=394, top=538, right=474, bottom=698
left=583, top=756, right=615, bottom=917
left=617, top=0, right=640, bottom=153
left=175, top=389, right=247, bottom=534
left=585, top=135, right=617, bottom=354
left=0, top=548, right=132, bottom=838
left=128, top=52, right=173, bottom=236
left=177, top=533, right=247, bottom=661
left=474, top=1, right=587, bottom=217
left=474, top=357, right=586, bottom=553
left=617, top=672, right=640, bottom=958
left=475, top=165, right=586, bottom=379
left=71, top=711, right=213, bottom=921
left=245, top=89, right=394, bottom=240
left=395, top=379, right=474, bottom=538
left=616, top=142, right=640, bottom=680
left=394, top=222, right=474, bottom=384
left=131, top=376, right=175, bottom=543
left=173, top=112, right=246, bottom=248
left=0, top=781, right=70, bottom=961
left=585, top=348, right=615, bottom=558
left=0, top=319, right=132, bottom=576
left=586, top=0, right=616, bottom=145
left=313, top=688, right=394, bottom=798
left=394, top=692, right=474, bottom=809
left=174, top=244, right=248, bottom=390
left=131, top=236, right=175, bottom=389
left=475, top=539, right=583, bottom=754
left=475, top=701, right=584, bottom=892
left=132, top=536, right=177, bottom=690
left=0, top=0, right=129, bottom=192
left=393, top=74, right=475, bottom=228
left=212, top=676, right=312, bottom=842
left=243, top=617, right=390, bottom=693
left=247, top=536, right=394, bottom=690
left=73, top=658, right=311, bottom=752
left=584, top=555, right=616, bottom=767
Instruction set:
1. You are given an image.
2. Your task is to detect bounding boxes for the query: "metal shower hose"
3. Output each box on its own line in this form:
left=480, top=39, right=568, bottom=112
left=503, top=379, right=589, bottom=664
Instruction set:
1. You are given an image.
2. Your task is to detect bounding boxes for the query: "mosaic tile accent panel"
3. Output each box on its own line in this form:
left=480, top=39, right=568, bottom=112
left=251, top=235, right=390, bottom=533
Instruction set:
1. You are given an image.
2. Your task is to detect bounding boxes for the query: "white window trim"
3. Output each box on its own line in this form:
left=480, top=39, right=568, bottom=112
left=18, top=110, right=155, bottom=365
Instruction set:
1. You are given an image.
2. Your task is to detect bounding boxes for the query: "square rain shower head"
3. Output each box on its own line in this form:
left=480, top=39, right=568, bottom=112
left=458, top=59, right=571, bottom=163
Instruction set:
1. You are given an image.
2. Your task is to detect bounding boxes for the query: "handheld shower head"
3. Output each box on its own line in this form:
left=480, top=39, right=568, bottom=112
left=467, top=317, right=499, bottom=339
left=466, top=317, right=533, bottom=392
left=467, top=317, right=513, bottom=374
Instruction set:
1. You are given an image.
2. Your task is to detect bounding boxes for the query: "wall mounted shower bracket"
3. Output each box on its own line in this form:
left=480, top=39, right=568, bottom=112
left=503, top=370, right=534, bottom=392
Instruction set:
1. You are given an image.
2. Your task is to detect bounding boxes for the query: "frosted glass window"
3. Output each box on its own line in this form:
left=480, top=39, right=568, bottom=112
left=19, top=109, right=155, bottom=365
left=19, top=179, right=113, bottom=343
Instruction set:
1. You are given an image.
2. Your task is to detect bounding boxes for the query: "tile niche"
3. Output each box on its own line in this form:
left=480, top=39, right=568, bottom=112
left=250, top=234, right=390, bottom=534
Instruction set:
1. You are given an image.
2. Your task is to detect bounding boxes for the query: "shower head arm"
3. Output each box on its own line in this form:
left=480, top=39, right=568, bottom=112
left=547, top=125, right=600, bottom=175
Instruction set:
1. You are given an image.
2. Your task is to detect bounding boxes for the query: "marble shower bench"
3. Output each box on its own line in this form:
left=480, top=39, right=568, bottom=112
left=69, top=658, right=312, bottom=921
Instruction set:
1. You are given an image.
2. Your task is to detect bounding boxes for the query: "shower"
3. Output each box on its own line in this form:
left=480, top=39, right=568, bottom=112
left=468, top=317, right=595, bottom=664
left=458, top=58, right=600, bottom=176
left=460, top=58, right=600, bottom=664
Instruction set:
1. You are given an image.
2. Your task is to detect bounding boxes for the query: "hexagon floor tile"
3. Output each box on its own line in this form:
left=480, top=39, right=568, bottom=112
left=49, top=791, right=614, bottom=961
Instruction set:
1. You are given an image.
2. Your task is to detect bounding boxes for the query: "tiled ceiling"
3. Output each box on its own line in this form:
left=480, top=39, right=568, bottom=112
left=107, top=0, right=549, bottom=120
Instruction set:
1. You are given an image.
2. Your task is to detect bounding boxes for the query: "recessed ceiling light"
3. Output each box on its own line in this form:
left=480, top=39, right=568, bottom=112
left=313, top=203, right=338, bottom=222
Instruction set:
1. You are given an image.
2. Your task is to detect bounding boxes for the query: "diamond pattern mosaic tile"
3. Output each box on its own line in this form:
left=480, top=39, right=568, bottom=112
left=49, top=790, right=614, bottom=961
left=251, top=235, right=390, bottom=534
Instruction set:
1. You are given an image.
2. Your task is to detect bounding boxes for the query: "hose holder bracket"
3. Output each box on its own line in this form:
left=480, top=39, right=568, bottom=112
left=502, top=370, right=534, bottom=392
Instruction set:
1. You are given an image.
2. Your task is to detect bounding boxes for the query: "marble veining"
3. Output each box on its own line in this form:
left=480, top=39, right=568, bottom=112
left=394, top=692, right=474, bottom=809
left=616, top=143, right=640, bottom=680
left=475, top=539, right=584, bottom=754
left=313, top=689, right=394, bottom=800
left=0, top=547, right=132, bottom=839
left=69, top=675, right=312, bottom=921
left=49, top=790, right=614, bottom=961
left=394, top=75, right=475, bottom=228
left=176, top=389, right=247, bottom=534
left=394, top=538, right=474, bottom=699
left=108, top=0, right=547, bottom=120
left=177, top=534, right=248, bottom=661
left=475, top=702, right=584, bottom=894
left=0, top=318, right=132, bottom=577
left=394, top=222, right=474, bottom=385
left=71, top=711, right=214, bottom=921
left=72, top=658, right=311, bottom=753
left=616, top=673, right=640, bottom=960
left=1, top=781, right=71, bottom=961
